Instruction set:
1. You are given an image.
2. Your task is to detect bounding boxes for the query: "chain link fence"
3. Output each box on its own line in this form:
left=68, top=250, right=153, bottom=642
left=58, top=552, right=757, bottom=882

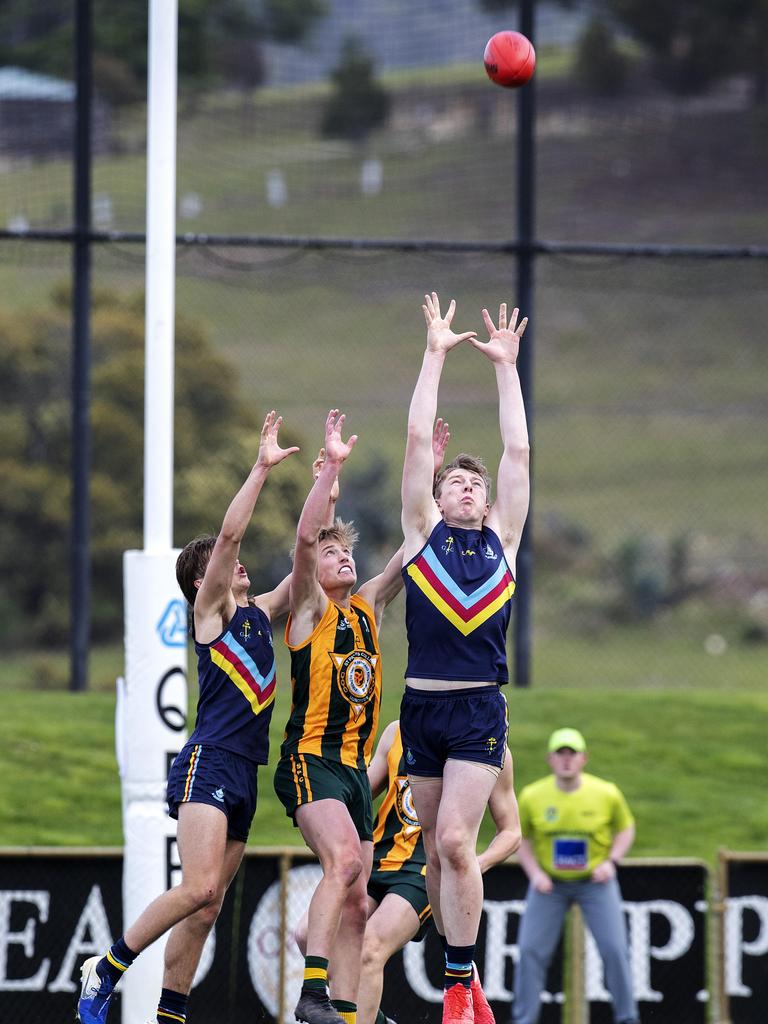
left=2, top=1, right=766, bottom=687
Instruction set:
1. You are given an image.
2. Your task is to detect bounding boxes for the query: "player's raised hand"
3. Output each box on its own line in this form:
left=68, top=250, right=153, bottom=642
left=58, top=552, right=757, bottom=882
left=313, top=446, right=340, bottom=502
left=256, top=410, right=300, bottom=468
left=423, top=292, right=477, bottom=354
left=324, top=409, right=358, bottom=465
left=432, top=417, right=450, bottom=476
left=471, top=302, right=528, bottom=364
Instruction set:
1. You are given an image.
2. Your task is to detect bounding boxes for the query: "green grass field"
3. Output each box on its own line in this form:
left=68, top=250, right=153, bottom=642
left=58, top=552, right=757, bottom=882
left=1, top=683, right=765, bottom=861
left=1, top=624, right=766, bottom=863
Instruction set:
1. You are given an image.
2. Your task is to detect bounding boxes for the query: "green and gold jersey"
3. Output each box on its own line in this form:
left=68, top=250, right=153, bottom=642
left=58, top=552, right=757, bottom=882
left=519, top=772, right=634, bottom=880
left=372, top=725, right=426, bottom=874
left=281, top=595, right=381, bottom=770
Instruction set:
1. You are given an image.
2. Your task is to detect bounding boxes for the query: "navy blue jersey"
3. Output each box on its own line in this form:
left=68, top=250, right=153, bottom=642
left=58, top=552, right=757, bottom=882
left=190, top=604, right=276, bottom=764
left=403, top=520, right=515, bottom=683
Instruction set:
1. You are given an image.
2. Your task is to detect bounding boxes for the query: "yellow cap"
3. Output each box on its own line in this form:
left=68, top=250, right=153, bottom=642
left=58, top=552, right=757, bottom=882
left=548, top=727, right=586, bottom=753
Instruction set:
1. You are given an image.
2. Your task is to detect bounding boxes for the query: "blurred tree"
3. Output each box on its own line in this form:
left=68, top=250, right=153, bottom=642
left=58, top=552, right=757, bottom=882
left=321, top=36, right=390, bottom=142
left=604, top=0, right=768, bottom=99
left=476, top=0, right=768, bottom=102
left=0, top=0, right=326, bottom=105
left=0, top=286, right=305, bottom=647
left=574, top=16, right=627, bottom=95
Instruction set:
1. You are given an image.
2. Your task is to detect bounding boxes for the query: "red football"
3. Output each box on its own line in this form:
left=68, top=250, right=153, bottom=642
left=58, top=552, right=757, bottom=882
left=483, top=30, right=536, bottom=88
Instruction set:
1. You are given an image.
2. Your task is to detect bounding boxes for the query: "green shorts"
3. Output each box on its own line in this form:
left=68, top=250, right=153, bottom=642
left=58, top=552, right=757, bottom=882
left=367, top=866, right=433, bottom=942
left=273, top=752, right=374, bottom=841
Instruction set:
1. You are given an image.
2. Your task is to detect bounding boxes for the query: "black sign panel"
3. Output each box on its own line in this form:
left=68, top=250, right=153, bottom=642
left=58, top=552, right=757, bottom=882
left=588, top=863, right=707, bottom=1024
left=0, top=854, right=122, bottom=1020
left=0, top=853, right=718, bottom=1024
left=724, top=857, right=768, bottom=1024
left=381, top=861, right=565, bottom=1024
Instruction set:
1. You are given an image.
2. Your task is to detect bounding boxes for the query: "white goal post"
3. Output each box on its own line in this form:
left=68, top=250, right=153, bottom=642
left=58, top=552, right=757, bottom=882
left=120, top=3, right=186, bottom=1022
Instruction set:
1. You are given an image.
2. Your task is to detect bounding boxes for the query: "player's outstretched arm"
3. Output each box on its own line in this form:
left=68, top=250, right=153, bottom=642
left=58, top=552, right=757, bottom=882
left=312, top=446, right=341, bottom=527
left=196, top=410, right=299, bottom=639
left=255, top=448, right=341, bottom=621
left=432, top=416, right=450, bottom=478
left=288, top=410, right=357, bottom=644
left=358, top=415, right=450, bottom=626
left=367, top=720, right=399, bottom=799
left=472, top=302, right=530, bottom=569
left=357, top=544, right=405, bottom=630
left=402, top=294, right=475, bottom=558
left=478, top=748, right=522, bottom=872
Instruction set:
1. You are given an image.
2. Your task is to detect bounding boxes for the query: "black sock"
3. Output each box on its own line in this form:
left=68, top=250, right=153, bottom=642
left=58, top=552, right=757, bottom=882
left=445, top=943, right=474, bottom=989
left=97, top=936, right=138, bottom=987
left=157, top=988, right=188, bottom=1023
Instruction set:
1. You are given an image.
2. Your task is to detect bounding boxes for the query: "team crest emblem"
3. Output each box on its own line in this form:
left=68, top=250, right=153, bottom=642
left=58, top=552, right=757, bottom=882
left=395, top=777, right=420, bottom=833
left=486, top=736, right=498, bottom=755
left=545, top=806, right=558, bottom=822
left=240, top=620, right=252, bottom=641
left=330, top=650, right=379, bottom=717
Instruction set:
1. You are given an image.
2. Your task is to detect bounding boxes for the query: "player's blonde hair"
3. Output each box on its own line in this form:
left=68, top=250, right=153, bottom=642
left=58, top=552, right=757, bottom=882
left=318, top=518, right=359, bottom=552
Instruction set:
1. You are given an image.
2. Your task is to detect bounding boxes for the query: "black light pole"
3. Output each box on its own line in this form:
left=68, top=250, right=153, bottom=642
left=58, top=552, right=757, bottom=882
left=70, top=0, right=92, bottom=692
left=513, top=0, right=536, bottom=687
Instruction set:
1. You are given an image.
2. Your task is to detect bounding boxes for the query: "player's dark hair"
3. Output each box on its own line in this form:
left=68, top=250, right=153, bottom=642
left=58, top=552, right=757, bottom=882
left=176, top=534, right=217, bottom=606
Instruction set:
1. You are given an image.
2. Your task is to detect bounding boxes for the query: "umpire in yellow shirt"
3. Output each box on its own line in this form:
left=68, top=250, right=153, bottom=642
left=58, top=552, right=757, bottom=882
left=512, top=728, right=639, bottom=1024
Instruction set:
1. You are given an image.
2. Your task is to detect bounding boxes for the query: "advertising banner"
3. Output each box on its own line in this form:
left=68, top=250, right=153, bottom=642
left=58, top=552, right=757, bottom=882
left=722, top=853, right=768, bottom=1024
left=0, top=852, right=122, bottom=1018
left=587, top=861, right=708, bottom=1024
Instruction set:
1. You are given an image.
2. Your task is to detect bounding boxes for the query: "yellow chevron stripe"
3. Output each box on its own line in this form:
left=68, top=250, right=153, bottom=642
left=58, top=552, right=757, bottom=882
left=209, top=648, right=275, bottom=715
left=408, top=564, right=515, bottom=636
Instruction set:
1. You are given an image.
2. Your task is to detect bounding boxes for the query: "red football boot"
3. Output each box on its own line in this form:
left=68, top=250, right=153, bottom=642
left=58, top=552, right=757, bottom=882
left=442, top=982, right=474, bottom=1024
left=470, top=963, right=495, bottom=1024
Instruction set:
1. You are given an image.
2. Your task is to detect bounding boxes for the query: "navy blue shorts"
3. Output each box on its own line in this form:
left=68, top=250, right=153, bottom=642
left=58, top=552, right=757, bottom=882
left=166, top=741, right=258, bottom=843
left=399, top=686, right=508, bottom=777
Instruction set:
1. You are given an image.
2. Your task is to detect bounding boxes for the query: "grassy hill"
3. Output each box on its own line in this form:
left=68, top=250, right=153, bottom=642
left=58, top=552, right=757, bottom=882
left=0, top=64, right=766, bottom=860
left=1, top=677, right=766, bottom=863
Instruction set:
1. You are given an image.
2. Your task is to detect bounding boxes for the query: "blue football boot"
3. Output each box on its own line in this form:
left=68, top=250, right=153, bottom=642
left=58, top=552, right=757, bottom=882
left=76, top=955, right=116, bottom=1023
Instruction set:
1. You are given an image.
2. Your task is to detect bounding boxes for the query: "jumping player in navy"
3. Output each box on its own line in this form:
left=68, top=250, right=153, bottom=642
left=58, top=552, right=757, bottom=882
left=400, top=294, right=530, bottom=1024
left=295, top=718, right=521, bottom=1024
left=77, top=411, right=299, bottom=1024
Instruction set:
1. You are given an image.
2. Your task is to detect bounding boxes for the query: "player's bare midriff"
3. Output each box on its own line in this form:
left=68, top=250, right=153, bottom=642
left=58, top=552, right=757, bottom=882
left=405, top=677, right=498, bottom=690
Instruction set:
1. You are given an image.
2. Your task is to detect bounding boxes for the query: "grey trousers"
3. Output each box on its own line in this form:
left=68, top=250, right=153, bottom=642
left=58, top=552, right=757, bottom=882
left=512, top=877, right=638, bottom=1024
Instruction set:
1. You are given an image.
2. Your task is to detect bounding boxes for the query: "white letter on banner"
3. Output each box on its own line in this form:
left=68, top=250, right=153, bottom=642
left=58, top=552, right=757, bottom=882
left=48, top=885, right=113, bottom=992
left=403, top=940, right=443, bottom=1002
left=482, top=899, right=525, bottom=1001
left=724, top=896, right=768, bottom=997
left=623, top=901, right=694, bottom=1003
left=0, top=891, right=50, bottom=991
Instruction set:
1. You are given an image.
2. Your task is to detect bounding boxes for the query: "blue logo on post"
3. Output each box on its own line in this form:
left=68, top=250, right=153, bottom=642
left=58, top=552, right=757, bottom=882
left=157, top=599, right=188, bottom=647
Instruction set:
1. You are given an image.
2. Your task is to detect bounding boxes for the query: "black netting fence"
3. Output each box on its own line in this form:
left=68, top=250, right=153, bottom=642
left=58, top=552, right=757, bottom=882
left=2, top=3, right=767, bottom=685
